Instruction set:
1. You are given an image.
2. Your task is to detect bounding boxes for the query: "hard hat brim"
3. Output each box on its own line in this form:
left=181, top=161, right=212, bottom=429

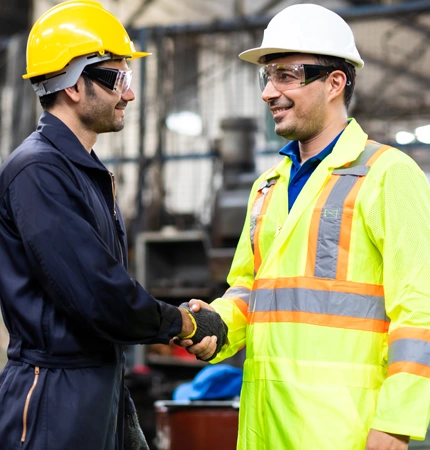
left=23, top=51, right=151, bottom=80
left=238, top=47, right=364, bottom=70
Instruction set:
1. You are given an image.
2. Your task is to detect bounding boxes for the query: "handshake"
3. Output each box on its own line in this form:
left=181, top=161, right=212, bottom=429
left=176, top=301, right=228, bottom=361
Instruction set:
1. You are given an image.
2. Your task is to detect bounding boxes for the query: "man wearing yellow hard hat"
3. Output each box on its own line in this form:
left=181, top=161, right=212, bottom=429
left=178, top=4, right=430, bottom=450
left=0, top=1, right=228, bottom=449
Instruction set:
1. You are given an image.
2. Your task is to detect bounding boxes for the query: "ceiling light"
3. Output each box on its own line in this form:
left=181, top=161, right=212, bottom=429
left=415, top=125, right=430, bottom=144
left=395, top=131, right=415, bottom=145
left=166, top=111, right=202, bottom=137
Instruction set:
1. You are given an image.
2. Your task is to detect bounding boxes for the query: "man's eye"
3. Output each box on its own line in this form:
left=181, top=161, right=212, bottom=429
left=277, top=72, right=296, bottom=81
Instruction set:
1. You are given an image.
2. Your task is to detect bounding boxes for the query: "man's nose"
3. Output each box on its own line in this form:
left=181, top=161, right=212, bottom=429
left=122, top=87, right=135, bottom=102
left=261, top=80, right=281, bottom=103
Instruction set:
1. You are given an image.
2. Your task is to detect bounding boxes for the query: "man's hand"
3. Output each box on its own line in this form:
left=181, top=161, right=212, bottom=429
left=177, top=299, right=214, bottom=339
left=174, top=299, right=220, bottom=361
left=365, top=429, right=409, bottom=450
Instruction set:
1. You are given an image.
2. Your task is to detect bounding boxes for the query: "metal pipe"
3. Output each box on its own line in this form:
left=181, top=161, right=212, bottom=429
left=130, top=0, right=430, bottom=37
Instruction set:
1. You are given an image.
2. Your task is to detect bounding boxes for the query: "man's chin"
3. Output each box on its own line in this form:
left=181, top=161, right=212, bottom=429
left=274, top=125, right=294, bottom=140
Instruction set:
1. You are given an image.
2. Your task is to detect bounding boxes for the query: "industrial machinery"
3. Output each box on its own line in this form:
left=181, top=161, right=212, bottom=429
left=134, top=116, right=258, bottom=316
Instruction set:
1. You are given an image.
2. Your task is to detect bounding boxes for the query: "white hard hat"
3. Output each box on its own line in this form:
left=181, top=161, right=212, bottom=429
left=239, top=4, right=364, bottom=70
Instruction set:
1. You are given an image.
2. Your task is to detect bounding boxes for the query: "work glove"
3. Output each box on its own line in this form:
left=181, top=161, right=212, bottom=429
left=124, top=412, right=150, bottom=450
left=179, top=302, right=228, bottom=361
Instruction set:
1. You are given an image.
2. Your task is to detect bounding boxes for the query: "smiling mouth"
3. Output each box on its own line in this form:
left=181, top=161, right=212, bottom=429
left=271, top=106, right=292, bottom=119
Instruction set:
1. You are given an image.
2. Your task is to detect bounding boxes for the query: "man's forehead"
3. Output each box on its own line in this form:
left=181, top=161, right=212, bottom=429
left=99, top=58, right=129, bottom=69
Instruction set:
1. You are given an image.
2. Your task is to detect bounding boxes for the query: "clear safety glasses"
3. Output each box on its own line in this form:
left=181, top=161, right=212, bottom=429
left=81, top=66, right=133, bottom=94
left=258, top=64, right=335, bottom=92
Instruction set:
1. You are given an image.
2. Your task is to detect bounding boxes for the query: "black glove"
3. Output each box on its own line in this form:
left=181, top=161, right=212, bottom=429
left=124, top=412, right=150, bottom=450
left=179, top=302, right=228, bottom=361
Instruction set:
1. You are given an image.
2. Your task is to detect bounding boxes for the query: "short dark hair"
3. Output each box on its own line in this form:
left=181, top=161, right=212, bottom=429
left=81, top=72, right=97, bottom=98
left=258, top=52, right=356, bottom=109
left=37, top=59, right=106, bottom=109
left=314, top=54, right=356, bottom=110
left=39, top=91, right=59, bottom=110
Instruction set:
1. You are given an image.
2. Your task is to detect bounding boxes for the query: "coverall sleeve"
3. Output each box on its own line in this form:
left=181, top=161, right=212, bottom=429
left=210, top=175, right=265, bottom=363
left=365, top=153, right=430, bottom=440
left=6, top=162, right=182, bottom=344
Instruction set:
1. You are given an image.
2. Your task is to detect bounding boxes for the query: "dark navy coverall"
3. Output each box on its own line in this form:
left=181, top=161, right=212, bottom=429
left=0, top=112, right=182, bottom=449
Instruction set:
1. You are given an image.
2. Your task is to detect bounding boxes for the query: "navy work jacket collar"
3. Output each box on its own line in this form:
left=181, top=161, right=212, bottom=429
left=37, top=111, right=108, bottom=172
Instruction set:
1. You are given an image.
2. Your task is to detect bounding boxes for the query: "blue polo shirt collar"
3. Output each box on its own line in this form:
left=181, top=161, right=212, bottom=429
left=279, top=137, right=336, bottom=165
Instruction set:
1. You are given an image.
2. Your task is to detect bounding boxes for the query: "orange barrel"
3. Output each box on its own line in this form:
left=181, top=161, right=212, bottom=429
left=155, top=400, right=239, bottom=450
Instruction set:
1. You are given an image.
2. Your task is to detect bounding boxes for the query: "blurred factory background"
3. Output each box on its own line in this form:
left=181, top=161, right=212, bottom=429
left=0, top=0, right=430, bottom=448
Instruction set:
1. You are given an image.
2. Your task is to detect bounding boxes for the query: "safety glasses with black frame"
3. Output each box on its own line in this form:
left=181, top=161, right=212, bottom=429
left=258, top=63, right=336, bottom=92
left=81, top=66, right=133, bottom=95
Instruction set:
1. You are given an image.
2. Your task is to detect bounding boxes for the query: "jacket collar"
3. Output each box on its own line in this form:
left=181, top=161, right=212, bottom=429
left=37, top=111, right=108, bottom=172
left=267, top=118, right=368, bottom=181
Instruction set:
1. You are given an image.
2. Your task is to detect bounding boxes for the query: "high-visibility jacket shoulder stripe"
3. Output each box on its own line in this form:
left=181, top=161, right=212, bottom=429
left=307, top=141, right=391, bottom=280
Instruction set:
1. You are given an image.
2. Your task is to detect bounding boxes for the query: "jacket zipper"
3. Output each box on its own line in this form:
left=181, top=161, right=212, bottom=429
left=109, top=172, right=124, bottom=264
left=21, top=366, right=40, bottom=443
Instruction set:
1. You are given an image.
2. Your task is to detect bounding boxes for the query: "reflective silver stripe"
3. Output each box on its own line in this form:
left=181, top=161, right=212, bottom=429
left=250, top=287, right=388, bottom=321
left=223, top=286, right=251, bottom=305
left=315, top=175, right=357, bottom=278
left=332, top=167, right=370, bottom=176
left=314, top=142, right=384, bottom=279
left=389, top=339, right=430, bottom=366
left=250, top=178, right=277, bottom=254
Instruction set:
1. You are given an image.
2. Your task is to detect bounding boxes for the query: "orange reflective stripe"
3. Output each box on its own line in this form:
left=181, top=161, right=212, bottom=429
left=336, top=176, right=365, bottom=279
left=228, top=297, right=249, bottom=317
left=223, top=286, right=250, bottom=317
left=254, top=184, right=275, bottom=274
left=388, top=361, right=430, bottom=379
left=389, top=327, right=430, bottom=344
left=305, top=175, right=339, bottom=277
left=248, top=310, right=389, bottom=333
left=253, top=277, right=384, bottom=297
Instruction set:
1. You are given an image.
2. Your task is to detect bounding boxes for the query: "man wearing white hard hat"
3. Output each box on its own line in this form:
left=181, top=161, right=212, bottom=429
left=179, top=4, right=430, bottom=449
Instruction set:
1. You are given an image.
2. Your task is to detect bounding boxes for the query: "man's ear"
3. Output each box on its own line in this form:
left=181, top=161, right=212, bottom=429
left=63, top=79, right=82, bottom=103
left=327, top=70, right=347, bottom=103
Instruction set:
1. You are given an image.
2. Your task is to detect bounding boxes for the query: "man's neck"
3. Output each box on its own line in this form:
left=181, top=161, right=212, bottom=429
left=48, top=109, right=97, bottom=153
left=298, top=118, right=348, bottom=164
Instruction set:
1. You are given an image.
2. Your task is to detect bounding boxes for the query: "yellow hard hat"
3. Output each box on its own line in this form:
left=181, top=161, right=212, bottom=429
left=23, top=0, right=149, bottom=80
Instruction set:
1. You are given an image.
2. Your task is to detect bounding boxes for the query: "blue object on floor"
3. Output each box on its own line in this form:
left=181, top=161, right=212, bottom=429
left=173, top=364, right=243, bottom=401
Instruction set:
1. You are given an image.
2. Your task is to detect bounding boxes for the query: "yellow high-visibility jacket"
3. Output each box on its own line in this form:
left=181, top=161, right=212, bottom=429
left=211, top=119, right=430, bottom=450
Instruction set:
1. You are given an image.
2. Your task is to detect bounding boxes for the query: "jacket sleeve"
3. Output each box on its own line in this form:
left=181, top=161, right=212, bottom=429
left=365, top=152, right=430, bottom=440
left=6, top=162, right=182, bottom=344
left=210, top=174, right=266, bottom=363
